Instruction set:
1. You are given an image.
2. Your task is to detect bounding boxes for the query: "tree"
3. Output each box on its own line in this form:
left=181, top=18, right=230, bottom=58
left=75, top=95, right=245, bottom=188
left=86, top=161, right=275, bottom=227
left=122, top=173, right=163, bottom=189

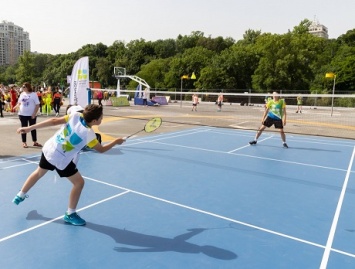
left=125, top=39, right=155, bottom=74
left=252, top=32, right=327, bottom=92
left=135, top=58, right=171, bottom=89
left=2, top=22, right=355, bottom=95
left=196, top=35, right=234, bottom=53
left=337, top=29, right=355, bottom=47
left=95, top=57, right=115, bottom=88
left=241, top=29, right=262, bottom=45
left=16, top=51, right=35, bottom=83
left=152, top=39, right=177, bottom=59
left=176, top=31, right=202, bottom=54
left=164, top=47, right=215, bottom=88
left=329, top=45, right=355, bottom=92
left=292, top=19, right=312, bottom=35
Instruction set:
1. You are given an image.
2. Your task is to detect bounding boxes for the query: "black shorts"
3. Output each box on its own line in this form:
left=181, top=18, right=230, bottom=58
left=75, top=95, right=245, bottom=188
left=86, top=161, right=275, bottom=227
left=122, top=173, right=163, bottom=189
left=39, top=153, right=78, bottom=178
left=263, top=116, right=283, bottom=129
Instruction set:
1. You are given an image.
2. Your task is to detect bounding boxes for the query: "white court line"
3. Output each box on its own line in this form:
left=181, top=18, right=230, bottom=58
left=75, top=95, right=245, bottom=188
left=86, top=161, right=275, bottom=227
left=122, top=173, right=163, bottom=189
left=142, top=129, right=355, bottom=171
left=2, top=128, right=355, bottom=262
left=320, top=146, right=355, bottom=268
left=2, top=173, right=355, bottom=260
left=83, top=176, right=355, bottom=259
left=0, top=131, right=351, bottom=173
left=132, top=128, right=211, bottom=142
left=228, top=136, right=274, bottom=153
left=0, top=158, right=40, bottom=170
left=150, top=140, right=349, bottom=172
left=83, top=176, right=325, bottom=250
left=0, top=191, right=129, bottom=243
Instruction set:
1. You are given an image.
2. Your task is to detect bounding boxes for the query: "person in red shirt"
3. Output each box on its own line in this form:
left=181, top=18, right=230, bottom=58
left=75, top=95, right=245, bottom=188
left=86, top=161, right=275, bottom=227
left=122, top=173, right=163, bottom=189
left=10, top=85, right=18, bottom=113
left=53, top=87, right=62, bottom=116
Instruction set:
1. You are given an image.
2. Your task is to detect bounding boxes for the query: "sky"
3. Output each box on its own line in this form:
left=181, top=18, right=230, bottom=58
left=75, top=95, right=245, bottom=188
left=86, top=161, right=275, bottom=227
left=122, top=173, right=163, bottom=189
left=2, top=0, right=355, bottom=55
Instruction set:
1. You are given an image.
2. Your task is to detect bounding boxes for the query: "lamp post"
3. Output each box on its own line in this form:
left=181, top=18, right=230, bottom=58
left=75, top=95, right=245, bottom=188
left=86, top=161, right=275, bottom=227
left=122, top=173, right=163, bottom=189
left=325, top=72, right=336, bottom=116
left=180, top=72, right=196, bottom=108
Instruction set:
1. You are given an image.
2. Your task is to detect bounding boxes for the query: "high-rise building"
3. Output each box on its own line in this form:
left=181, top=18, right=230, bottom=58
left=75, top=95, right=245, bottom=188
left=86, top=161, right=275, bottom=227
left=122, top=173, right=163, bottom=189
left=308, top=18, right=329, bottom=39
left=0, top=20, right=31, bottom=66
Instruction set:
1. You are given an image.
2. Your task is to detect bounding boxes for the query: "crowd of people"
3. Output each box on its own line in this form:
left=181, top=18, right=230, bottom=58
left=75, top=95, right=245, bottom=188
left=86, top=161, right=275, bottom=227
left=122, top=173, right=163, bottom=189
left=1, top=82, right=64, bottom=148
left=0, top=83, right=64, bottom=117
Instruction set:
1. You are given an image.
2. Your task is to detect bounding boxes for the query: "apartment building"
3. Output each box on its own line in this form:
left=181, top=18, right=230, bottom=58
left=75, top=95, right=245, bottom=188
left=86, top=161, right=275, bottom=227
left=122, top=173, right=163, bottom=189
left=308, top=18, right=329, bottom=39
left=0, top=20, right=30, bottom=66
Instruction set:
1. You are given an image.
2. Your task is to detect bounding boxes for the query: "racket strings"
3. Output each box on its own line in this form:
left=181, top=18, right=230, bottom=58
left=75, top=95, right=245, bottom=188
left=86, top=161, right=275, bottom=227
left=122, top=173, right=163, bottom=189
left=144, top=117, right=162, bottom=133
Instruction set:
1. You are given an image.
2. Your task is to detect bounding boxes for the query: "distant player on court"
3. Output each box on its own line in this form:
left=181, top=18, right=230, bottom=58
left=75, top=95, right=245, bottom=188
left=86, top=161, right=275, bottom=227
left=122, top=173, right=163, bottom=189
left=191, top=94, right=198, bottom=111
left=217, top=93, right=223, bottom=112
left=249, top=91, right=288, bottom=148
left=296, top=94, right=303, bottom=113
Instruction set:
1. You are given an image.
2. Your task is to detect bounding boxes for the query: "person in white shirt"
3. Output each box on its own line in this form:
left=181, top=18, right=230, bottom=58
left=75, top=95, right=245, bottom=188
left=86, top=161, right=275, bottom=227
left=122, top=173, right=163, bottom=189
left=14, top=82, right=42, bottom=148
left=142, top=87, right=149, bottom=106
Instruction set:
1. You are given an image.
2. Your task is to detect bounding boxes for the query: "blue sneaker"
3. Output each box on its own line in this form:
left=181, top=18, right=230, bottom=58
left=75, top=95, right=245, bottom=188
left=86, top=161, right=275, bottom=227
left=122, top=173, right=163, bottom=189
left=64, top=212, right=86, bottom=226
left=12, top=195, right=28, bottom=205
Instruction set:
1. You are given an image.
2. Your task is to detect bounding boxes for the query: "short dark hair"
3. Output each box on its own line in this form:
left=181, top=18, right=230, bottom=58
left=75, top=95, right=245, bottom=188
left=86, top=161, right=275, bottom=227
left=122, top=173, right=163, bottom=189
left=83, top=104, right=103, bottom=123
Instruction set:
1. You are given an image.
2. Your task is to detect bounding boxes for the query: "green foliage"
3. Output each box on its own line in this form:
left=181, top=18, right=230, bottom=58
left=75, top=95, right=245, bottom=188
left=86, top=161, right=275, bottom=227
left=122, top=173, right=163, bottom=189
left=134, top=58, right=171, bottom=88
left=252, top=32, right=329, bottom=93
left=1, top=24, right=355, bottom=95
left=16, top=51, right=35, bottom=83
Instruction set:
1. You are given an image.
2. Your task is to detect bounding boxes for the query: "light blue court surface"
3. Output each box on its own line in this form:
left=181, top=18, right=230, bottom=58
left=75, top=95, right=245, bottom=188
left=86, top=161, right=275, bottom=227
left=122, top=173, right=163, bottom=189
left=1, top=128, right=355, bottom=268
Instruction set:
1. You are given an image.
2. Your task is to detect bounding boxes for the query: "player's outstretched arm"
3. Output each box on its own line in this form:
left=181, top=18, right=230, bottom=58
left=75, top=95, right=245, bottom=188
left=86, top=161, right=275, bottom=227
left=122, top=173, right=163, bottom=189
left=17, top=117, right=67, bottom=134
left=93, top=137, right=126, bottom=153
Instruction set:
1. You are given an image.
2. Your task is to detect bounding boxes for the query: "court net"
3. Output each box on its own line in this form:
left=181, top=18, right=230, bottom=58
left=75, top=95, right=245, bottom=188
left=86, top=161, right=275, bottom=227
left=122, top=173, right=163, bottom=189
left=94, top=89, right=355, bottom=140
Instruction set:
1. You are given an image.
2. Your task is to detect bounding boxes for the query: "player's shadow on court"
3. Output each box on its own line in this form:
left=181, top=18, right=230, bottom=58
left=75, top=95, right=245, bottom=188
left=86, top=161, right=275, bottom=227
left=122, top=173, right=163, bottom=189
left=26, top=210, right=237, bottom=260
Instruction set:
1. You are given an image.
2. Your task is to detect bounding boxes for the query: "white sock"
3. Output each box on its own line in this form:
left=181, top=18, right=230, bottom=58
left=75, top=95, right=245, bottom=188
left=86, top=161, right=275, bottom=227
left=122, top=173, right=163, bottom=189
left=17, top=191, right=26, bottom=198
left=67, top=208, right=76, bottom=215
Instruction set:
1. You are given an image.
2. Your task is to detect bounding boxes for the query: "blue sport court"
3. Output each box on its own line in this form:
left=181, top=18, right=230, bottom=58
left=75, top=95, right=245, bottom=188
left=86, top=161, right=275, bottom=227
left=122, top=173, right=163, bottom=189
left=1, top=125, right=355, bottom=268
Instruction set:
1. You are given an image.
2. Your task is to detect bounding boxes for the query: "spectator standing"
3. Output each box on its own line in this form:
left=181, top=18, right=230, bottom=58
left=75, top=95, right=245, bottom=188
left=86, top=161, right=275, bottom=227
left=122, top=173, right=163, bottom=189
left=37, top=89, right=43, bottom=115
left=14, top=82, right=42, bottom=148
left=42, top=87, right=53, bottom=116
left=10, top=85, right=18, bottom=113
left=53, top=88, right=62, bottom=116
left=97, top=90, right=103, bottom=106
left=3, top=88, right=11, bottom=112
left=142, top=87, right=149, bottom=106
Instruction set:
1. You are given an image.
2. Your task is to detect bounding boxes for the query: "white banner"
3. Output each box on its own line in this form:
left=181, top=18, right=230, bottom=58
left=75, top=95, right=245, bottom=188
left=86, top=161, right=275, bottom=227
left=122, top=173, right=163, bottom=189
left=69, top=56, right=89, bottom=107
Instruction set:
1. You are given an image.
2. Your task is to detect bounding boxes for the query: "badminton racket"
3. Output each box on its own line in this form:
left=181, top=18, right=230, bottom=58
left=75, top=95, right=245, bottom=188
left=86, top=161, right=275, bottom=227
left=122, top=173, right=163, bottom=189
left=124, top=117, right=162, bottom=139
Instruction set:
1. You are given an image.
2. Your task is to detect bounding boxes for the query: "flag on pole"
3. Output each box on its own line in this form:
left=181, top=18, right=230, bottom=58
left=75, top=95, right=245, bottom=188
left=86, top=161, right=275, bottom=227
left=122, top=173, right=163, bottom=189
left=181, top=75, right=189, bottom=79
left=325, top=72, right=335, bottom=78
left=69, top=56, right=89, bottom=107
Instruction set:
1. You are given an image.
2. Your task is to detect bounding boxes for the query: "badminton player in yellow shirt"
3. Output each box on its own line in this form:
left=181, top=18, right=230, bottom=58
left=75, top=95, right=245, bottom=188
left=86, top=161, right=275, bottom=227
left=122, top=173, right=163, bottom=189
left=249, top=91, right=288, bottom=148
